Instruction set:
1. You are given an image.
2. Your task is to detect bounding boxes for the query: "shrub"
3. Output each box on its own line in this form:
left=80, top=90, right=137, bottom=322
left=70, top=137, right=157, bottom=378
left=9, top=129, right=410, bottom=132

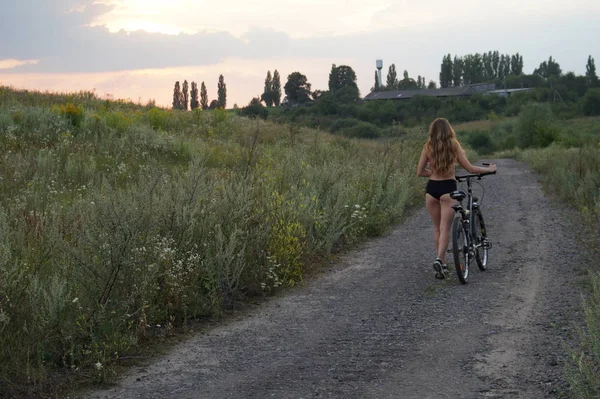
left=104, top=111, right=130, bottom=134
left=343, top=121, right=381, bottom=139
left=148, top=107, right=171, bottom=130
left=516, top=103, right=558, bottom=148
left=462, top=130, right=496, bottom=154
left=240, top=101, right=268, bottom=120
left=57, top=102, right=85, bottom=127
left=582, top=88, right=600, bottom=116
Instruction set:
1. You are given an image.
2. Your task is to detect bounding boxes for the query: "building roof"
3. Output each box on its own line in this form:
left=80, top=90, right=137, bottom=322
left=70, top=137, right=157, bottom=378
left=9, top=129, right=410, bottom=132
left=363, top=83, right=496, bottom=101
left=486, top=88, right=533, bottom=94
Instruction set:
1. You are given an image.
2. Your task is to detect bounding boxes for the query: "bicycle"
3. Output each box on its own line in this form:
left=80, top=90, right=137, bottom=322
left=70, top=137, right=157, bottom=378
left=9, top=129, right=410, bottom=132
left=449, top=166, right=496, bottom=284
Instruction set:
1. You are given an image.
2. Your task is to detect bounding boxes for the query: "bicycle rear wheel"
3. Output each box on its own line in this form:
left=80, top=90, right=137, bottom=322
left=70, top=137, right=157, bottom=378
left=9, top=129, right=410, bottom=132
left=474, top=207, right=489, bottom=271
left=452, top=215, right=469, bottom=284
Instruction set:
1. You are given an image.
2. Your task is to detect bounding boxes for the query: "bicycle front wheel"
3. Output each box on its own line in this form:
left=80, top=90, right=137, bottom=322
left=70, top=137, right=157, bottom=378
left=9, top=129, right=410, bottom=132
left=452, top=215, right=469, bottom=284
left=474, top=207, right=489, bottom=271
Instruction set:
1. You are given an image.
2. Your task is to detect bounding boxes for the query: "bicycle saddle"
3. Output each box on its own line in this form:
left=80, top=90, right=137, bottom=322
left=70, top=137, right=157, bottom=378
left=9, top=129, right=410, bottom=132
left=450, top=190, right=466, bottom=201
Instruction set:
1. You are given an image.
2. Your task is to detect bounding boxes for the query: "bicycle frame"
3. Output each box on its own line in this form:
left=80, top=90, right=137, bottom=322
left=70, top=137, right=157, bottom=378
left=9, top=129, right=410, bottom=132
left=452, top=177, right=476, bottom=249
left=451, top=173, right=492, bottom=254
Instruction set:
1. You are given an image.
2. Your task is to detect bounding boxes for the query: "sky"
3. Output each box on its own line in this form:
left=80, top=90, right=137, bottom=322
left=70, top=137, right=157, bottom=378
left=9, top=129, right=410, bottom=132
left=0, top=0, right=599, bottom=108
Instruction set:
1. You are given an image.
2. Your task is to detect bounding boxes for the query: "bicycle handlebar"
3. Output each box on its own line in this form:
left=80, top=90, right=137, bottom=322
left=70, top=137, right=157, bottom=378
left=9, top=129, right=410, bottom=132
left=455, top=165, right=496, bottom=181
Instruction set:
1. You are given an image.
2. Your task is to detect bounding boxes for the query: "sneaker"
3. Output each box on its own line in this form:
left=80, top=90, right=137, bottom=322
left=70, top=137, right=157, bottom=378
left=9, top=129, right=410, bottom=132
left=433, top=258, right=444, bottom=279
left=441, top=263, right=449, bottom=278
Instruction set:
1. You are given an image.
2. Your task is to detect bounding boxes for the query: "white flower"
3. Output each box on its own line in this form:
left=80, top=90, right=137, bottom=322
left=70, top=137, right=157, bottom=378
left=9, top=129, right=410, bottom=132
left=95, top=362, right=103, bottom=370
left=72, top=297, right=79, bottom=304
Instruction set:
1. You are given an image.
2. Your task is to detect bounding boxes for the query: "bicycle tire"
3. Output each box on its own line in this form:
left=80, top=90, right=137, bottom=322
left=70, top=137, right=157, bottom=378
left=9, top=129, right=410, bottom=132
left=474, top=207, right=488, bottom=271
left=452, top=215, right=469, bottom=284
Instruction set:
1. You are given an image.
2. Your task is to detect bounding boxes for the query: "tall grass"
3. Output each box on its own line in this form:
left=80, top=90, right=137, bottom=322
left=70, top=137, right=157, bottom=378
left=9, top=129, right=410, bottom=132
left=519, top=144, right=600, bottom=398
left=0, top=87, right=424, bottom=396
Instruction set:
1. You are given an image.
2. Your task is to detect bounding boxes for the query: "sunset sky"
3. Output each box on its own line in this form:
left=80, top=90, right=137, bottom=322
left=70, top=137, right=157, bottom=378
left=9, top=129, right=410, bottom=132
left=1, top=0, right=599, bottom=107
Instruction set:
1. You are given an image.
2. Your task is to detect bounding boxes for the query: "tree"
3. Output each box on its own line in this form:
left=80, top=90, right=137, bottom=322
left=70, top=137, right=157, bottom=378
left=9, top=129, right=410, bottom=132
left=498, top=55, right=506, bottom=81
left=586, top=56, right=599, bottom=87
left=397, top=70, right=417, bottom=90
left=284, top=72, right=312, bottom=104
left=200, top=82, right=208, bottom=110
left=208, top=99, right=219, bottom=110
left=272, top=70, right=282, bottom=106
left=172, top=81, right=182, bottom=110
left=328, top=64, right=359, bottom=102
left=262, top=71, right=274, bottom=107
left=452, top=55, right=463, bottom=87
left=534, top=56, right=562, bottom=79
left=462, top=53, right=483, bottom=84
left=217, top=75, right=227, bottom=108
left=510, top=53, right=524, bottom=75
left=373, top=70, right=380, bottom=92
left=483, top=52, right=494, bottom=81
left=386, top=64, right=398, bottom=90
left=439, top=54, right=453, bottom=88
left=427, top=80, right=437, bottom=89
left=190, top=81, right=199, bottom=110
left=182, top=80, right=189, bottom=111
left=492, top=51, right=500, bottom=78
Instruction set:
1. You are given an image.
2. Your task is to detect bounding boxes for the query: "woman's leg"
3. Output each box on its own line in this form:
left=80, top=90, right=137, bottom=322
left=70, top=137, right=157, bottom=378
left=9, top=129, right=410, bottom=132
left=425, top=194, right=441, bottom=256
left=437, top=194, right=456, bottom=263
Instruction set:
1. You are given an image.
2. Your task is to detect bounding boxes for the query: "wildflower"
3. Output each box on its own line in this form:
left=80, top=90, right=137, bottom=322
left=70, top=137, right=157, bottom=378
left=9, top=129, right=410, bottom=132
left=72, top=297, right=79, bottom=304
left=95, top=362, right=103, bottom=370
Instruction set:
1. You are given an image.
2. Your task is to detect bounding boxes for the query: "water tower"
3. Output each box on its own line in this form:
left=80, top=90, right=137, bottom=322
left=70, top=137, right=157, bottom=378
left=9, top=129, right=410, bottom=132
left=376, top=60, right=383, bottom=89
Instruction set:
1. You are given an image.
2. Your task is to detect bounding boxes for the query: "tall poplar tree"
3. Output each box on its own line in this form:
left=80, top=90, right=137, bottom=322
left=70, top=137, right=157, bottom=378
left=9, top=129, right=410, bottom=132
left=272, top=69, right=282, bottom=106
left=217, top=75, right=227, bottom=109
left=439, top=54, right=453, bottom=88
left=452, top=55, right=463, bottom=87
left=262, top=71, right=273, bottom=107
left=200, top=81, right=208, bottom=110
left=386, top=64, right=398, bottom=90
left=586, top=55, right=598, bottom=87
left=182, top=80, right=189, bottom=111
left=173, top=81, right=182, bottom=110
left=190, top=81, right=199, bottom=110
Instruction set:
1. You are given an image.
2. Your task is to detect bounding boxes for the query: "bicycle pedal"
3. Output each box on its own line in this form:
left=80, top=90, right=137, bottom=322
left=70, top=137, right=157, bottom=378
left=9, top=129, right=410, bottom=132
left=483, top=241, right=492, bottom=249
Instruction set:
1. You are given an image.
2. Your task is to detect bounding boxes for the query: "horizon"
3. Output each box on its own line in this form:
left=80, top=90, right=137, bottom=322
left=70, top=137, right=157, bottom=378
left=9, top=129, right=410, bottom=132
left=1, top=1, right=599, bottom=108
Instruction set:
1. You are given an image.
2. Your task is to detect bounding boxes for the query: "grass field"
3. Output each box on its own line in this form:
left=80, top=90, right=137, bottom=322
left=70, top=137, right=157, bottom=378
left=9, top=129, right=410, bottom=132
left=0, top=86, right=427, bottom=396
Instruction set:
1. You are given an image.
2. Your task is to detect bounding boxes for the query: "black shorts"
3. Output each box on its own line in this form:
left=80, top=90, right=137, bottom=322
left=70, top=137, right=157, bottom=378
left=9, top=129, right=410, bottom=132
left=426, top=179, right=457, bottom=200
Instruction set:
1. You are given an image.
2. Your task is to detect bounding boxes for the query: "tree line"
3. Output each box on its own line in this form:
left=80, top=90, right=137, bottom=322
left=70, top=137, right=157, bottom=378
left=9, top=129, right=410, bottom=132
left=374, top=64, right=435, bottom=91
left=172, top=75, right=227, bottom=111
left=169, top=52, right=598, bottom=115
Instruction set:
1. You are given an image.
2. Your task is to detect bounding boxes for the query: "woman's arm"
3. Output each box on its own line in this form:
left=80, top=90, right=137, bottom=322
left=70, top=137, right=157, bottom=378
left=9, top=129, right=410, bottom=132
left=417, top=146, right=432, bottom=177
left=456, top=145, right=497, bottom=174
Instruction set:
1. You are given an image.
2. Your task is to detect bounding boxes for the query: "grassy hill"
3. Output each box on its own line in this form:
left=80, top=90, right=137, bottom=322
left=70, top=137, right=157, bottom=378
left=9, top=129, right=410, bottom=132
left=0, top=86, right=425, bottom=396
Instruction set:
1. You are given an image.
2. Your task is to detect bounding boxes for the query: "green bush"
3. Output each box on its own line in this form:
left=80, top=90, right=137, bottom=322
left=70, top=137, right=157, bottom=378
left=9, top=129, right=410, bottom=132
left=56, top=102, right=85, bottom=127
left=148, top=107, right=171, bottom=130
left=343, top=121, right=381, bottom=138
left=582, top=88, right=600, bottom=116
left=516, top=103, right=558, bottom=148
left=462, top=130, right=496, bottom=154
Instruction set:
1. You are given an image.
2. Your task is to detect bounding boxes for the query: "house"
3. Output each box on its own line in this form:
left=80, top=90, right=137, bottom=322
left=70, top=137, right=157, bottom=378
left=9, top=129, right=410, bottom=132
left=363, top=83, right=497, bottom=101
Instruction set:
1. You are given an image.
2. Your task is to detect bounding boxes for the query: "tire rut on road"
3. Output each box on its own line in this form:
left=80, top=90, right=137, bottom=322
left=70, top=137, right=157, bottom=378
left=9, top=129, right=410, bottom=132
left=85, top=159, right=584, bottom=399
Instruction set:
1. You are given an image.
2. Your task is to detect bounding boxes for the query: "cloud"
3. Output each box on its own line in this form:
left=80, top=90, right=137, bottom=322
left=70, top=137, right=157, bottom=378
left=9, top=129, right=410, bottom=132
left=0, top=0, right=598, bottom=108
left=0, top=59, right=39, bottom=70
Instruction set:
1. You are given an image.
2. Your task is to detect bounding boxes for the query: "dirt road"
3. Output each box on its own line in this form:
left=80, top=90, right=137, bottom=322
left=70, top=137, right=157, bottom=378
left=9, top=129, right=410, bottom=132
left=85, top=159, right=584, bottom=399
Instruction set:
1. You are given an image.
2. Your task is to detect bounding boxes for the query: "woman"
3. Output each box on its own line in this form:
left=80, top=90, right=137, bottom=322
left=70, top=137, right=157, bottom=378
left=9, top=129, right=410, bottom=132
left=416, top=118, right=496, bottom=279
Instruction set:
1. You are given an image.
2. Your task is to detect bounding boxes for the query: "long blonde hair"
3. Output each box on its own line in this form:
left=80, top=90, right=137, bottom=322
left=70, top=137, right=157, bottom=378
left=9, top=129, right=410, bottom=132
left=425, top=118, right=460, bottom=176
